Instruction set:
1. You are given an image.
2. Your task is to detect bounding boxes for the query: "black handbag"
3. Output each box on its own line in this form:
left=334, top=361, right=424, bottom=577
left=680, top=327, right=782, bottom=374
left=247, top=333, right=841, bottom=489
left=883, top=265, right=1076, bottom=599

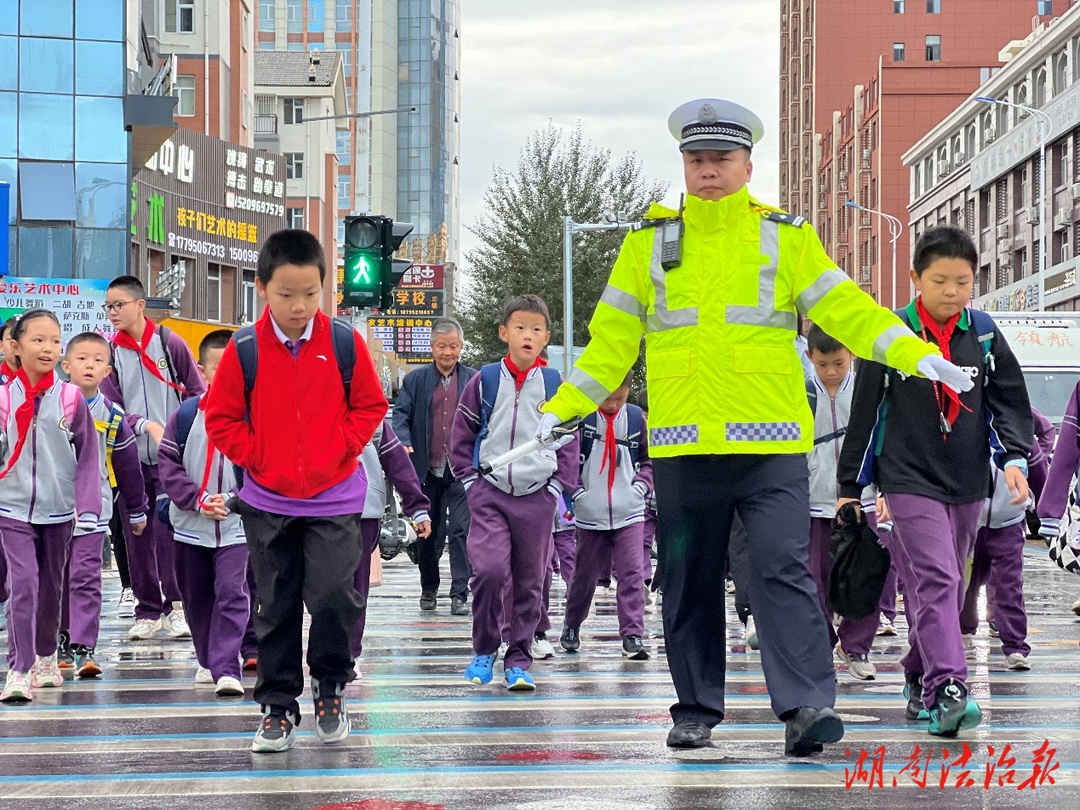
left=828, top=502, right=891, bottom=620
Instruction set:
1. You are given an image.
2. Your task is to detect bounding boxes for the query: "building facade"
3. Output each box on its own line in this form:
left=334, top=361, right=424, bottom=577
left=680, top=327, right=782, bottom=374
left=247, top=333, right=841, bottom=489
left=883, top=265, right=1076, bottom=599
left=2, top=0, right=174, bottom=279
left=255, top=0, right=460, bottom=268
left=905, top=7, right=1080, bottom=312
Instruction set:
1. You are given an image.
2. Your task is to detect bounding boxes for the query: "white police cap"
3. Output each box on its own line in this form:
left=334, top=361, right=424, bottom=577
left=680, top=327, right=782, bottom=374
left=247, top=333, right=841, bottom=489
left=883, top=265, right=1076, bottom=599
left=668, top=99, right=764, bottom=153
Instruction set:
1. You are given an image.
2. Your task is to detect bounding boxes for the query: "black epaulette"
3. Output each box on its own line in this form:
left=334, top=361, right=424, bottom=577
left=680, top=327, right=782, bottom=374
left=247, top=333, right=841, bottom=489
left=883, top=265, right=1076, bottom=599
left=631, top=216, right=679, bottom=232
left=763, top=210, right=807, bottom=228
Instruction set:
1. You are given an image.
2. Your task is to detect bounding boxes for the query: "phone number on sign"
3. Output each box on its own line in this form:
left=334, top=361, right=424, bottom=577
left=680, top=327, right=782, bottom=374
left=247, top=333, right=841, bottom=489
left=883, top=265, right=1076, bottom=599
left=845, top=741, right=1060, bottom=791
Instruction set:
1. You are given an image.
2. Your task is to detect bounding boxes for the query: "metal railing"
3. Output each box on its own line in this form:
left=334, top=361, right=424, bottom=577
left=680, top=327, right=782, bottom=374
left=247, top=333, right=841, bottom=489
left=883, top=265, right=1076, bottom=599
left=254, top=114, right=278, bottom=134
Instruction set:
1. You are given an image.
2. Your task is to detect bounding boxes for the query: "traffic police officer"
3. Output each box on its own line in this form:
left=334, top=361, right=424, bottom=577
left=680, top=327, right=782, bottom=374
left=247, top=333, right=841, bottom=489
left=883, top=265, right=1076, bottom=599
left=537, top=99, right=974, bottom=756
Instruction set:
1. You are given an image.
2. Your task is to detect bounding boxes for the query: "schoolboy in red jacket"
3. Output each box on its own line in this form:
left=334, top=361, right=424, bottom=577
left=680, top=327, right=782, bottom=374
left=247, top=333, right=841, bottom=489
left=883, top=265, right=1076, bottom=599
left=203, top=229, right=387, bottom=753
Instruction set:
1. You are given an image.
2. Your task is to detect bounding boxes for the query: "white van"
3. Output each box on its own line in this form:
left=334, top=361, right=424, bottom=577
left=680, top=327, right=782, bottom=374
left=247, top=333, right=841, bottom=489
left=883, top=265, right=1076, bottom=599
left=988, top=312, right=1080, bottom=427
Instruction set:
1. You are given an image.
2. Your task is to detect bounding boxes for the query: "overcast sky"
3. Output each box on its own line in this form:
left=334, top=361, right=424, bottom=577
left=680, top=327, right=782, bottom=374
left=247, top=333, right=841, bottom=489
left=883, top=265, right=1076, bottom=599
left=457, top=0, right=780, bottom=264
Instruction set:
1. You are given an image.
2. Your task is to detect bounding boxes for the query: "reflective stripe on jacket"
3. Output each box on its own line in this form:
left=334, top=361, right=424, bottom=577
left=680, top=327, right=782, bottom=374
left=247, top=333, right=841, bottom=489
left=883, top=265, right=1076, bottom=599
left=544, top=187, right=938, bottom=457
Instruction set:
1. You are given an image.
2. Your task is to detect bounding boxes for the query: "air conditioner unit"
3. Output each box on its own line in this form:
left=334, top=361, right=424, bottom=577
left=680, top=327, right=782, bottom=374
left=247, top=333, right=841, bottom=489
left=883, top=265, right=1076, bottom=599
left=954, top=152, right=967, bottom=166
left=996, top=246, right=1011, bottom=262
left=984, top=126, right=997, bottom=144
left=819, top=183, right=827, bottom=193
left=938, top=161, right=951, bottom=177
left=861, top=159, right=871, bottom=170
left=859, top=266, right=872, bottom=284
left=862, top=149, right=871, bottom=159
left=1057, top=206, right=1073, bottom=226
left=1071, top=182, right=1080, bottom=200
left=996, top=223, right=1010, bottom=239
left=819, top=198, right=827, bottom=210
left=1024, top=207, right=1040, bottom=224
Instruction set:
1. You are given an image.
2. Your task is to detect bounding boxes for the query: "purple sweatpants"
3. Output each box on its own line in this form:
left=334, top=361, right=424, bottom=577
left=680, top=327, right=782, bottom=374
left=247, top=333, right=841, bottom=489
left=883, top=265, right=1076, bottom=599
left=174, top=541, right=250, bottom=681
left=467, top=480, right=556, bottom=671
left=960, top=524, right=1030, bottom=657
left=350, top=518, right=381, bottom=658
left=883, top=494, right=983, bottom=707
left=878, top=559, right=899, bottom=622
left=531, top=533, right=557, bottom=638
left=553, top=528, right=576, bottom=589
left=0, top=543, right=8, bottom=602
left=642, top=509, right=657, bottom=582
left=565, top=525, right=646, bottom=638
left=122, top=464, right=182, bottom=620
left=0, top=518, right=73, bottom=672
left=807, top=517, right=880, bottom=655
left=61, top=532, right=106, bottom=649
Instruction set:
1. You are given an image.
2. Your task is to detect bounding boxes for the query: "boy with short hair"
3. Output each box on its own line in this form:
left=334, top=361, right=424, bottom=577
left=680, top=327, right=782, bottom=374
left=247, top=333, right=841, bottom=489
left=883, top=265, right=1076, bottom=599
left=805, top=324, right=881, bottom=680
left=203, top=229, right=388, bottom=752
left=158, top=330, right=250, bottom=698
left=451, top=294, right=579, bottom=691
left=560, top=370, right=653, bottom=659
left=100, top=275, right=205, bottom=641
left=58, top=332, right=148, bottom=677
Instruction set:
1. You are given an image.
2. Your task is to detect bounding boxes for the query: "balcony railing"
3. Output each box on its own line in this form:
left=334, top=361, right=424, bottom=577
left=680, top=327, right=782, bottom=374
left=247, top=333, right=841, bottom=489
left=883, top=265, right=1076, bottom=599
left=255, top=114, right=278, bottom=134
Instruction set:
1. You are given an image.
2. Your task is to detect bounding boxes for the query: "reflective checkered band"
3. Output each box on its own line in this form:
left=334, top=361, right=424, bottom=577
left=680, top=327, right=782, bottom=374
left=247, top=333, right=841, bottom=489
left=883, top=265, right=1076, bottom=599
left=649, top=424, right=700, bottom=446
left=725, top=422, right=802, bottom=442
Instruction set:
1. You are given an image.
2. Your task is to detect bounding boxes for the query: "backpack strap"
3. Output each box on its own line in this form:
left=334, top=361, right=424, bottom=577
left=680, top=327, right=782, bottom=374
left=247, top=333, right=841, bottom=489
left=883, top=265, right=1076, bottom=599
left=473, top=362, right=503, bottom=469
left=540, top=366, right=562, bottom=401
left=806, top=379, right=818, bottom=418
left=579, top=411, right=599, bottom=465
left=157, top=324, right=182, bottom=404
left=624, top=403, right=644, bottom=467
left=328, top=317, right=356, bottom=402
left=174, top=395, right=202, bottom=460
left=59, top=381, right=80, bottom=426
left=232, top=325, right=259, bottom=408
left=99, top=403, right=126, bottom=487
left=967, top=308, right=997, bottom=377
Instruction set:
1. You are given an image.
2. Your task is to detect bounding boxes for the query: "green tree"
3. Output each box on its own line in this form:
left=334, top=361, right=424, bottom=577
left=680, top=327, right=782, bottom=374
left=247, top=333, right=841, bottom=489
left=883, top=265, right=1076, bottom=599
left=457, top=123, right=667, bottom=386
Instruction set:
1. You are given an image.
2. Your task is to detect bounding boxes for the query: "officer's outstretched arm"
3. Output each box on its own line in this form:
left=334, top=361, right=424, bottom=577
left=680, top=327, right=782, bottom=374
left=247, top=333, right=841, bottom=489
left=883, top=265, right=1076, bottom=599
left=544, top=235, right=648, bottom=423
left=790, top=228, right=936, bottom=376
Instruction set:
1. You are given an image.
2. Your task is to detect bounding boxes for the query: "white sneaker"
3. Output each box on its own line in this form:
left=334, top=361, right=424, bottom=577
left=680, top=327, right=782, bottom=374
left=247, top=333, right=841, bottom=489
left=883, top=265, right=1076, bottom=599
left=962, top=633, right=976, bottom=660
left=215, top=675, right=244, bottom=696
left=127, top=617, right=161, bottom=640
left=876, top=615, right=897, bottom=636
left=31, top=654, right=64, bottom=688
left=195, top=666, right=214, bottom=684
left=498, top=641, right=509, bottom=660
left=725, top=579, right=736, bottom=595
left=744, top=615, right=759, bottom=650
left=644, top=584, right=654, bottom=606
left=531, top=633, right=556, bottom=660
left=835, top=645, right=877, bottom=680
left=117, top=588, right=136, bottom=619
left=1, top=670, right=32, bottom=702
left=1005, top=652, right=1032, bottom=671
left=353, top=659, right=364, bottom=679
left=162, top=608, right=191, bottom=639
left=1072, top=597, right=1080, bottom=617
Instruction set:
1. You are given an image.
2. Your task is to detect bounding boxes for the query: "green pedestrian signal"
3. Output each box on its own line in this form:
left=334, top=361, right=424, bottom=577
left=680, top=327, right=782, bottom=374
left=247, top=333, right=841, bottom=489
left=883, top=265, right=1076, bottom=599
left=340, top=214, right=414, bottom=310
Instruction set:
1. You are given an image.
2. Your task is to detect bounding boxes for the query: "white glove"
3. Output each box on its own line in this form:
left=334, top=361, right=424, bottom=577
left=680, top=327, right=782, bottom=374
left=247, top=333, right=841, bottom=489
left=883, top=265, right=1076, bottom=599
left=916, top=355, right=975, bottom=393
left=535, top=412, right=561, bottom=443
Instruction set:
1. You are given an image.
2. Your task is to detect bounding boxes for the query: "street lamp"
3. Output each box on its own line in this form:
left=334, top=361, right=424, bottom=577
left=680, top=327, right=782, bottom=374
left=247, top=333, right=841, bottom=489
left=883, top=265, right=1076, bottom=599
left=845, top=200, right=903, bottom=309
left=562, top=212, right=631, bottom=377
left=976, top=96, right=1052, bottom=310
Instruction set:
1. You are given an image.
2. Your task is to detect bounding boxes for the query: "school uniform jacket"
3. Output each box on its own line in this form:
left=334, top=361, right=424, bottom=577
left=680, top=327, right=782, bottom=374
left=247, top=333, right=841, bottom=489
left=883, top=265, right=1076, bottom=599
left=839, top=305, right=1032, bottom=505
left=450, top=361, right=580, bottom=499
left=158, top=394, right=245, bottom=548
left=79, top=394, right=147, bottom=537
left=0, top=379, right=100, bottom=526
left=572, top=404, right=653, bottom=531
left=1037, top=383, right=1080, bottom=534
left=100, top=325, right=206, bottom=466
left=808, top=372, right=875, bottom=520
left=360, top=419, right=431, bottom=522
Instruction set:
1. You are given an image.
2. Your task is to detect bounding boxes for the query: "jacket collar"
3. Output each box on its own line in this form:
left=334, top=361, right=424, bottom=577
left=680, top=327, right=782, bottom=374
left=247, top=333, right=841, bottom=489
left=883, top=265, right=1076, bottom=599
left=904, top=298, right=970, bottom=334
left=682, top=186, right=751, bottom=231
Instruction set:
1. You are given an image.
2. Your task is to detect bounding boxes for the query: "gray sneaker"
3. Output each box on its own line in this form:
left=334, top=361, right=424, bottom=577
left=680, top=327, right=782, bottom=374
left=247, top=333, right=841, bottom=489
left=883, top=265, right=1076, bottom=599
left=251, top=706, right=297, bottom=753
left=836, top=645, right=876, bottom=680
left=312, top=679, right=350, bottom=744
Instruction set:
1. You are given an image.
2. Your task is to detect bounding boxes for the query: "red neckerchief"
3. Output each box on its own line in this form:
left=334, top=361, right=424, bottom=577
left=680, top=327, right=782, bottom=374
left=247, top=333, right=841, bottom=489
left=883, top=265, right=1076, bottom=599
left=915, top=297, right=972, bottom=434
left=0, top=360, right=16, bottom=382
left=599, top=408, right=619, bottom=496
left=0, top=368, right=56, bottom=479
left=112, top=319, right=184, bottom=394
left=504, top=353, right=547, bottom=390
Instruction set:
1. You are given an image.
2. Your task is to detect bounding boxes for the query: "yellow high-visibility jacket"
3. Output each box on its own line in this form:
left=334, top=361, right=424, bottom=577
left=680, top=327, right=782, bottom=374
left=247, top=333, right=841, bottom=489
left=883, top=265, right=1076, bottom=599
left=544, top=187, right=938, bottom=458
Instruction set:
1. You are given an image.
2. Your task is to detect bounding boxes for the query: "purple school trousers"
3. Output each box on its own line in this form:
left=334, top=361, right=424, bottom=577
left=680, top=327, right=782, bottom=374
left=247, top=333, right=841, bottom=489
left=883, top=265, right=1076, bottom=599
left=883, top=494, right=983, bottom=707
left=564, top=525, right=646, bottom=638
left=960, top=523, right=1030, bottom=657
left=61, top=531, right=106, bottom=649
left=174, top=541, right=250, bottom=681
left=807, top=517, right=881, bottom=656
left=466, top=479, right=556, bottom=671
left=121, top=464, right=182, bottom=620
left=351, top=518, right=381, bottom=659
left=0, top=518, right=73, bottom=672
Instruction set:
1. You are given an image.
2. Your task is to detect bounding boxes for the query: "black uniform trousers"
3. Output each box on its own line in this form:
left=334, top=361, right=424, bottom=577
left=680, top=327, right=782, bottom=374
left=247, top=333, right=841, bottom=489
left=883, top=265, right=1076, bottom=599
left=238, top=500, right=364, bottom=715
left=727, top=514, right=752, bottom=626
left=416, top=469, right=472, bottom=602
left=654, top=453, right=836, bottom=726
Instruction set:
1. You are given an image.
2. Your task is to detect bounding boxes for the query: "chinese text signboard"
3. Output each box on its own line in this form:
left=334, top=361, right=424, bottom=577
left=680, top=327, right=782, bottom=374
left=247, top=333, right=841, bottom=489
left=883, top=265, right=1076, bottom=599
left=379, top=288, right=445, bottom=319
left=398, top=264, right=444, bottom=290
left=0, top=277, right=113, bottom=347
left=368, top=317, right=435, bottom=362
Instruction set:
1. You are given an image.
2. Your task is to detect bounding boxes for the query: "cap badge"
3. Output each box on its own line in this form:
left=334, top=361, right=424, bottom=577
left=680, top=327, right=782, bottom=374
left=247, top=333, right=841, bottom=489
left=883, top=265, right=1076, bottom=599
left=698, top=104, right=718, bottom=124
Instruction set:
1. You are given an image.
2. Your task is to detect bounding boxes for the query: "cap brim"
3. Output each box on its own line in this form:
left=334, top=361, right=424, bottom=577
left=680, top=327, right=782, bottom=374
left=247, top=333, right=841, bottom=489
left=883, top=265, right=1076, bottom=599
left=680, top=139, right=751, bottom=153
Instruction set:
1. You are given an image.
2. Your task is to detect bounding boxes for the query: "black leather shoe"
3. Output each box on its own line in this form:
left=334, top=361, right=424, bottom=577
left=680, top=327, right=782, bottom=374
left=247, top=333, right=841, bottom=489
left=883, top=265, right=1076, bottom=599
left=419, top=591, right=437, bottom=611
left=785, top=706, right=844, bottom=757
left=450, top=597, right=468, bottom=616
left=666, top=719, right=712, bottom=748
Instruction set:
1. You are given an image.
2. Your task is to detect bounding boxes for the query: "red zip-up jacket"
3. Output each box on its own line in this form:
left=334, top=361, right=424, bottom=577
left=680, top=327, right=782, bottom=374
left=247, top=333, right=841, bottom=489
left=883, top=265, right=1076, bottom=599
left=203, top=309, right=388, bottom=499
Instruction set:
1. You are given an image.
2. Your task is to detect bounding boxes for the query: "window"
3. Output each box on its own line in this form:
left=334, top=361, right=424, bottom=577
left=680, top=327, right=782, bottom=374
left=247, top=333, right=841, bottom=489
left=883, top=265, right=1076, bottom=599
left=165, top=0, right=196, bottom=34
left=242, top=270, right=258, bottom=324
left=207, top=266, right=221, bottom=322
left=337, top=131, right=351, bottom=164
left=174, top=75, right=195, bottom=117
left=286, top=153, right=304, bottom=179
left=927, top=0, right=941, bottom=12
left=284, top=98, right=304, bottom=124
left=926, top=35, right=942, bottom=62
left=337, top=45, right=351, bottom=76
left=336, top=0, right=352, bottom=29
left=21, top=162, right=76, bottom=221
left=894, top=0, right=905, bottom=12
left=338, top=176, right=351, bottom=211
left=308, top=0, right=324, bottom=32
left=287, top=207, right=304, bottom=228
left=286, top=0, right=303, bottom=32
left=1038, top=0, right=1053, bottom=15
left=259, top=1, right=274, bottom=31
left=893, top=42, right=905, bottom=62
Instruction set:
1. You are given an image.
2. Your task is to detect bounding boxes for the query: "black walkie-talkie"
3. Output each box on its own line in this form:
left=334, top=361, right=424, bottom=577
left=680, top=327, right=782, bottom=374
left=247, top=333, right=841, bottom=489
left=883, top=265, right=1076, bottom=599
left=660, top=195, right=685, bottom=271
